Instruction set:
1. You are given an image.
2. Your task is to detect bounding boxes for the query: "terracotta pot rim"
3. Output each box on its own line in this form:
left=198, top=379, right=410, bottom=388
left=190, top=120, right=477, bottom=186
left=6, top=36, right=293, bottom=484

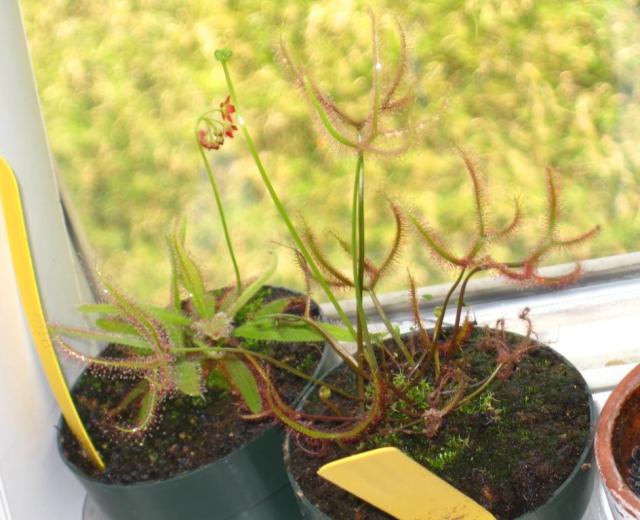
left=595, top=364, right=640, bottom=515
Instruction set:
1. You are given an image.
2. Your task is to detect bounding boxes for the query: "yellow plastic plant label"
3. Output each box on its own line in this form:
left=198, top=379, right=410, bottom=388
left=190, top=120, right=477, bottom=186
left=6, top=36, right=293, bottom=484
left=0, top=156, right=104, bottom=470
left=318, top=447, right=495, bottom=520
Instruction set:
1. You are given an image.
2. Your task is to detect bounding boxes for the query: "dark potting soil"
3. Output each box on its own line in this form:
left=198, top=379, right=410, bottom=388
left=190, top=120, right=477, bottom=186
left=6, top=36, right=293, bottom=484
left=288, top=329, right=592, bottom=520
left=612, top=386, right=640, bottom=495
left=59, top=287, right=324, bottom=484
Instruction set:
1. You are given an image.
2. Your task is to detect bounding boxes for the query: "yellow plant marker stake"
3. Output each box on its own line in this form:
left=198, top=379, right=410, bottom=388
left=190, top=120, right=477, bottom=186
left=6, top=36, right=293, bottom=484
left=318, top=447, right=495, bottom=520
left=0, top=157, right=104, bottom=470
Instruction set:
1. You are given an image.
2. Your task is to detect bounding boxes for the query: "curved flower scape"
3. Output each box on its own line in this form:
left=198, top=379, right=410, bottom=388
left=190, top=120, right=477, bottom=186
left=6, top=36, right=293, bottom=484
left=197, top=96, right=239, bottom=151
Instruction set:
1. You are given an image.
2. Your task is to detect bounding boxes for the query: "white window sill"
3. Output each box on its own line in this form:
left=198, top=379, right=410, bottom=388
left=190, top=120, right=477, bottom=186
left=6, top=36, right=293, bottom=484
left=322, top=252, right=640, bottom=392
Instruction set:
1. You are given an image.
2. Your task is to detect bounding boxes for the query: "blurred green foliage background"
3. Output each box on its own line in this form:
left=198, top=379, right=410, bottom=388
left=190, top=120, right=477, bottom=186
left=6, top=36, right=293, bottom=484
left=21, top=0, right=640, bottom=304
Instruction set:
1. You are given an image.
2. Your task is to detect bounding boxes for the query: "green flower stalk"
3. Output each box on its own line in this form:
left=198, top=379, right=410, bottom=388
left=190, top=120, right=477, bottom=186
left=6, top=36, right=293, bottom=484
left=196, top=99, right=242, bottom=293
left=277, top=11, right=415, bottom=398
left=213, top=48, right=356, bottom=340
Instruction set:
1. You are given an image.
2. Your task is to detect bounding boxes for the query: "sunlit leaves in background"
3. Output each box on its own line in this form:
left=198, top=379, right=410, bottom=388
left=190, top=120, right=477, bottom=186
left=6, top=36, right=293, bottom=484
left=22, top=0, right=640, bottom=302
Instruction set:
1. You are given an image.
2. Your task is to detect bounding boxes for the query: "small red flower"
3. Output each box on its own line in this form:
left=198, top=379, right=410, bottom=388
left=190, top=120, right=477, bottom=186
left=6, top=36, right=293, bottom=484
left=197, top=96, right=237, bottom=151
left=224, top=123, right=238, bottom=139
left=220, top=96, right=236, bottom=122
left=198, top=129, right=220, bottom=150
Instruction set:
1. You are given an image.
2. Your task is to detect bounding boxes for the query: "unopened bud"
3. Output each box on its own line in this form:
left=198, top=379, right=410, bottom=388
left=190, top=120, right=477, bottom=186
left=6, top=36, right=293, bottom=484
left=214, top=48, right=233, bottom=63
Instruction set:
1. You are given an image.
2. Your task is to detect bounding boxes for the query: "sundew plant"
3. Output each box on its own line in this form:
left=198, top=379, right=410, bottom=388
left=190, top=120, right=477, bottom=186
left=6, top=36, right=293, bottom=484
left=50, top=95, right=353, bottom=449
left=209, top=10, right=599, bottom=445
left=50, top=8, right=600, bottom=469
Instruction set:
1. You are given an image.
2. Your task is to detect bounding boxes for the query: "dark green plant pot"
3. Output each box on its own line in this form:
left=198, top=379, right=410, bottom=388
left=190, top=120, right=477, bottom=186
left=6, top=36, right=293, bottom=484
left=63, top=345, right=338, bottom=520
left=58, top=286, right=336, bottom=520
left=284, top=348, right=596, bottom=520
left=70, top=426, right=298, bottom=520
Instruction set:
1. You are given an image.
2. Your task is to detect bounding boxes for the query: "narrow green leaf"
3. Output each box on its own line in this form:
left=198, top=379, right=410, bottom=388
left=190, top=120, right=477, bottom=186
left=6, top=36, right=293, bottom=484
left=221, top=358, right=262, bottom=414
left=100, top=276, right=168, bottom=356
left=95, top=318, right=138, bottom=336
left=165, top=322, right=186, bottom=350
left=234, top=317, right=352, bottom=343
left=78, top=303, right=119, bottom=314
left=116, top=382, right=158, bottom=434
left=168, top=226, right=209, bottom=318
left=253, top=298, right=291, bottom=319
left=79, top=303, right=191, bottom=326
left=166, top=232, right=182, bottom=312
left=147, top=307, right=191, bottom=326
left=174, top=361, right=203, bottom=397
left=225, top=253, right=277, bottom=318
left=49, top=324, right=152, bottom=352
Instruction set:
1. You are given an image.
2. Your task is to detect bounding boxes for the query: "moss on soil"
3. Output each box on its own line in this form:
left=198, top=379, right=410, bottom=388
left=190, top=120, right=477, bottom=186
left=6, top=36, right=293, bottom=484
left=289, top=328, right=591, bottom=520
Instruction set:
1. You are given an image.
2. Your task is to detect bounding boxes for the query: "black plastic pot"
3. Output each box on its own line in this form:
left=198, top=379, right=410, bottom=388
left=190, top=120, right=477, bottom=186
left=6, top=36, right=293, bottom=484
left=284, top=343, right=596, bottom=520
left=58, top=286, right=338, bottom=520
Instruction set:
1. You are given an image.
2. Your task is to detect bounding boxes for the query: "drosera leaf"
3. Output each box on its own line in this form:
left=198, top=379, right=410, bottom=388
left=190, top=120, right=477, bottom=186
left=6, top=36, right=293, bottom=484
left=220, top=358, right=262, bottom=414
left=49, top=324, right=152, bottom=353
left=95, top=318, right=138, bottom=336
left=174, top=360, right=203, bottom=397
left=79, top=303, right=191, bottom=326
left=100, top=276, right=169, bottom=354
left=253, top=297, right=291, bottom=319
left=167, top=221, right=210, bottom=319
left=165, top=322, right=186, bottom=351
left=234, top=317, right=352, bottom=343
left=116, top=380, right=159, bottom=435
left=166, top=230, right=182, bottom=312
left=77, top=303, right=120, bottom=315
left=145, top=307, right=191, bottom=326
left=54, top=337, right=158, bottom=371
left=225, top=253, right=277, bottom=318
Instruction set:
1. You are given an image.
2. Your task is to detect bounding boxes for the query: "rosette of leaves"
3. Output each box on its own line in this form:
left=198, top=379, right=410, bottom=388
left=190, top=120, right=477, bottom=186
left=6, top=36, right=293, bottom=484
left=51, top=222, right=351, bottom=434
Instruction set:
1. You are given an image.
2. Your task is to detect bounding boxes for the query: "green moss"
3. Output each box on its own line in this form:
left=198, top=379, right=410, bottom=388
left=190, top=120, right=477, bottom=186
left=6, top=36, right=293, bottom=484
left=459, top=390, right=502, bottom=417
left=298, top=352, right=317, bottom=374
left=232, top=286, right=272, bottom=325
left=423, top=435, right=470, bottom=470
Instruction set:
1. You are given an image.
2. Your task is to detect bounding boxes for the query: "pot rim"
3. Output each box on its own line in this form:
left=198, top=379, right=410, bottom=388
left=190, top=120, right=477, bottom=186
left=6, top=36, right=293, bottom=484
left=57, top=284, right=330, bottom=490
left=284, top=331, right=596, bottom=519
left=58, top=419, right=283, bottom=491
left=595, top=363, right=640, bottom=515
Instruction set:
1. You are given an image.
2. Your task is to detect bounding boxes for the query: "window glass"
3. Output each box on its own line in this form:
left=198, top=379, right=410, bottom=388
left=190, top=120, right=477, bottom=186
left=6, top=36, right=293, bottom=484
left=21, top=1, right=640, bottom=304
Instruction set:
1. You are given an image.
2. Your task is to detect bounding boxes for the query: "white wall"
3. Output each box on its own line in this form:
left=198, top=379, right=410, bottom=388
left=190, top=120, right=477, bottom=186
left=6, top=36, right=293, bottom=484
left=0, top=203, right=84, bottom=519
left=0, top=1, right=92, bottom=518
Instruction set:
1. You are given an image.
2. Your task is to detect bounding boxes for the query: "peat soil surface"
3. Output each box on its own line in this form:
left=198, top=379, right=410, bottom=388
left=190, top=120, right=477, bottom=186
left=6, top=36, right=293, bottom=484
left=289, top=330, right=591, bottom=520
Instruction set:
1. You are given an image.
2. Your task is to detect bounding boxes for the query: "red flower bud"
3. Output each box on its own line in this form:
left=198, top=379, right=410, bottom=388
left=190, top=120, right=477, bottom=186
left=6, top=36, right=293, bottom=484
left=220, top=96, right=236, bottom=122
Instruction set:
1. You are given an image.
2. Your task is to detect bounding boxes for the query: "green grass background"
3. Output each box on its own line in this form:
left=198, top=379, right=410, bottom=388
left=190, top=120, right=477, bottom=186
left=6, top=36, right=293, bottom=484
left=21, top=0, right=640, bottom=304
